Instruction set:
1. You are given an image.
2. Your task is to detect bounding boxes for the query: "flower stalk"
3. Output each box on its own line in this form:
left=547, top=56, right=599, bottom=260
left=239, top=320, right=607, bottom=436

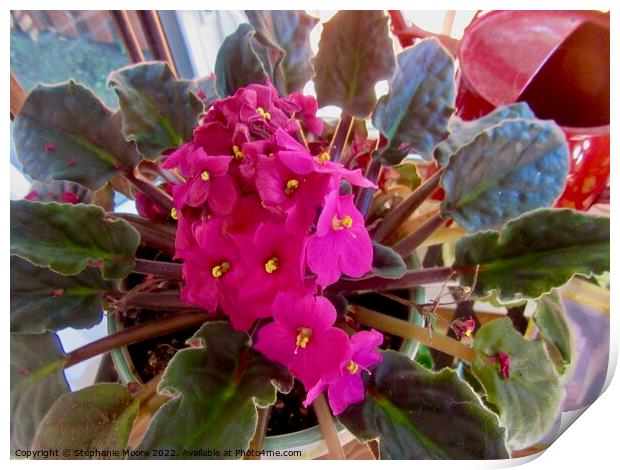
left=123, top=169, right=174, bottom=212
left=313, top=393, right=346, bottom=459
left=113, top=213, right=176, bottom=256
left=332, top=266, right=454, bottom=293
left=329, top=112, right=354, bottom=163
left=133, top=259, right=183, bottom=278
left=64, top=311, right=212, bottom=368
left=352, top=305, right=476, bottom=364
left=372, top=168, right=444, bottom=243
left=356, top=157, right=382, bottom=218
left=392, top=211, right=447, bottom=258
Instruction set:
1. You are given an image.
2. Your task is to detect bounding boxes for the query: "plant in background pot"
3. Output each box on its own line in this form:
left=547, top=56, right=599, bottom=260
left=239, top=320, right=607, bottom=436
left=10, top=10, right=609, bottom=460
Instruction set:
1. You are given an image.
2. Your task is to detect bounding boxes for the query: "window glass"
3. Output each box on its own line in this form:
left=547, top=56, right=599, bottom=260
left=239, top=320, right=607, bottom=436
left=10, top=10, right=135, bottom=107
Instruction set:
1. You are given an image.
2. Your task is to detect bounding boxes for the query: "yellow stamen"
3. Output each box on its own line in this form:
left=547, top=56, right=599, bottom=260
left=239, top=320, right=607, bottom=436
left=346, top=360, right=359, bottom=374
left=257, top=107, right=271, bottom=120
left=316, top=152, right=331, bottom=165
left=264, top=257, right=280, bottom=274
left=285, top=179, right=300, bottom=196
left=332, top=214, right=353, bottom=231
left=211, top=261, right=231, bottom=278
left=232, top=145, right=245, bottom=160
left=200, top=170, right=210, bottom=181
left=170, top=208, right=178, bottom=220
left=295, top=327, right=313, bottom=353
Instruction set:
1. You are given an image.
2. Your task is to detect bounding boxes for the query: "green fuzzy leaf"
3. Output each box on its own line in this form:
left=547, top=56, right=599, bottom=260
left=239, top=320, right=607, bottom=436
left=10, top=200, right=140, bottom=279
left=32, top=383, right=139, bottom=459
left=108, top=61, right=202, bottom=159
left=454, top=208, right=610, bottom=302
left=533, top=291, right=572, bottom=372
left=441, top=118, right=569, bottom=232
left=339, top=351, right=509, bottom=459
left=473, top=318, right=564, bottom=449
left=246, top=10, right=318, bottom=94
left=312, top=11, right=396, bottom=118
left=13, top=81, right=140, bottom=190
left=434, top=103, right=536, bottom=166
left=11, top=332, right=69, bottom=454
left=373, top=39, right=455, bottom=164
left=135, top=322, right=293, bottom=459
left=215, top=24, right=274, bottom=97
left=372, top=243, right=407, bottom=279
left=11, top=256, right=113, bottom=334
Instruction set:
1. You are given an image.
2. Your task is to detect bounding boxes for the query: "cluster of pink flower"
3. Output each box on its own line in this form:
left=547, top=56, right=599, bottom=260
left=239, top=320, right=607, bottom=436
left=163, top=83, right=384, bottom=414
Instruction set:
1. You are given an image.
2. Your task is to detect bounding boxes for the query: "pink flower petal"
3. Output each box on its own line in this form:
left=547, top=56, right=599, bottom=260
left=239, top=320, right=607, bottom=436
left=328, top=371, right=365, bottom=415
left=303, top=379, right=328, bottom=408
left=289, top=327, right=349, bottom=389
left=254, top=321, right=296, bottom=366
left=277, top=150, right=316, bottom=174
left=350, top=330, right=384, bottom=369
left=306, top=235, right=342, bottom=287
left=337, top=226, right=373, bottom=279
left=207, top=175, right=239, bottom=215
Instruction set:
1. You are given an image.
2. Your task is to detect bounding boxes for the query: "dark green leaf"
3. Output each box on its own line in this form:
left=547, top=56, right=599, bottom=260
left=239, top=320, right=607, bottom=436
left=533, top=291, right=572, bottom=372
left=441, top=118, right=569, bottom=232
left=473, top=318, right=563, bottom=449
left=454, top=208, right=610, bottom=302
left=108, top=61, right=202, bottom=159
left=11, top=332, right=69, bottom=454
left=246, top=10, right=318, bottom=94
left=11, top=256, right=112, bottom=334
left=11, top=200, right=140, bottom=279
left=340, top=350, right=509, bottom=459
left=372, top=243, right=406, bottom=279
left=373, top=39, right=455, bottom=164
left=135, top=322, right=293, bottom=459
left=13, top=81, right=140, bottom=190
left=434, top=102, right=536, bottom=166
left=312, top=11, right=396, bottom=118
left=32, top=383, right=139, bottom=459
left=215, top=24, right=274, bottom=97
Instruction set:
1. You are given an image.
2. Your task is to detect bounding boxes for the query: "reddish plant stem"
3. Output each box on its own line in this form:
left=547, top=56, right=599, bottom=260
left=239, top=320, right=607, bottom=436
left=133, top=259, right=182, bottom=278
left=123, top=169, right=174, bottom=212
left=332, top=266, right=454, bottom=293
left=65, top=311, right=211, bottom=368
left=372, top=168, right=444, bottom=243
left=393, top=212, right=447, bottom=258
left=113, top=213, right=176, bottom=256
left=140, top=159, right=184, bottom=184
left=356, top=157, right=382, bottom=218
left=329, top=112, right=354, bottom=163
left=107, top=291, right=197, bottom=310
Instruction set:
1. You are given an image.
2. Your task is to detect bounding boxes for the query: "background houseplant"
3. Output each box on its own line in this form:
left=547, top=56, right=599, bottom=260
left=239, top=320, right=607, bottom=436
left=10, top=10, right=609, bottom=460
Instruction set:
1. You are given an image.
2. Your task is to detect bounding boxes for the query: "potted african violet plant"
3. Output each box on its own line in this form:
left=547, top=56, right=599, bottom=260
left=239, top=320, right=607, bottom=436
left=10, top=10, right=609, bottom=460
